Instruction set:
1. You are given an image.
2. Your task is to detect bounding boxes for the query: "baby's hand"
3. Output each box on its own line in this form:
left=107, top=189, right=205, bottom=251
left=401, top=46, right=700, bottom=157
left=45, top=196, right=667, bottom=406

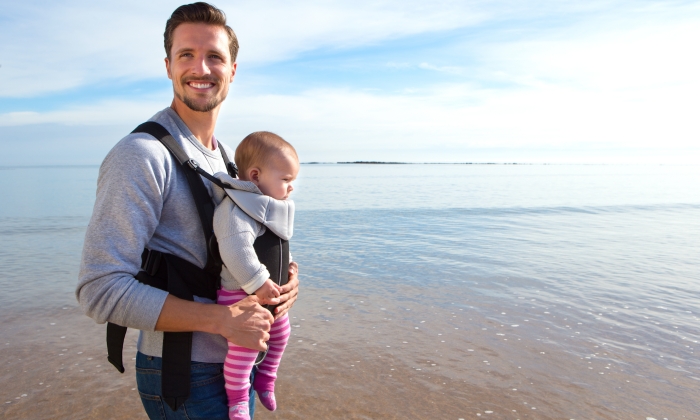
left=255, top=279, right=282, bottom=305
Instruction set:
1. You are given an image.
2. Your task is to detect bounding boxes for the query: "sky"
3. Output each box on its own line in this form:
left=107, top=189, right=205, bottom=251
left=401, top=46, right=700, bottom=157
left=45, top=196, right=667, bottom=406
left=1, top=0, right=699, bottom=165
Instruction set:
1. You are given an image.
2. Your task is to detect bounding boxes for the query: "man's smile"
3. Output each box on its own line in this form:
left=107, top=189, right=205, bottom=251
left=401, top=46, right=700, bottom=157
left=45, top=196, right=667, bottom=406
left=187, top=81, right=215, bottom=90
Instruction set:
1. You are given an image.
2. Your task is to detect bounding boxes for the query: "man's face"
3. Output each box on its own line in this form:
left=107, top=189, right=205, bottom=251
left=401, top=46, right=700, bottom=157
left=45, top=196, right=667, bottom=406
left=165, top=23, right=236, bottom=113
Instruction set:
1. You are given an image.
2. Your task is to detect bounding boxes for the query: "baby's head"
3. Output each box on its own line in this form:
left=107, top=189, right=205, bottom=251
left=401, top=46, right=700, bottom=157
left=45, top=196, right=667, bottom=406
left=235, top=131, right=299, bottom=200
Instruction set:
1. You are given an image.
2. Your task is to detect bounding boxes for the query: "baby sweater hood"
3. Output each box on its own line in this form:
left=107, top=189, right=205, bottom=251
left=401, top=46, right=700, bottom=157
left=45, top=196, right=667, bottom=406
left=211, top=172, right=295, bottom=240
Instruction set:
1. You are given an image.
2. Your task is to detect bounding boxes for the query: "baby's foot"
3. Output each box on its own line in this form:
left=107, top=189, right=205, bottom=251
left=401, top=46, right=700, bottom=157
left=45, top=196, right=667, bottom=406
left=258, top=390, right=277, bottom=411
left=228, top=401, right=250, bottom=420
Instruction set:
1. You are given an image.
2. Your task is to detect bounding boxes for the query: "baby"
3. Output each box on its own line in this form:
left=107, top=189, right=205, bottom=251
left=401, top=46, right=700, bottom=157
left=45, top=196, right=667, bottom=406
left=212, top=131, right=299, bottom=420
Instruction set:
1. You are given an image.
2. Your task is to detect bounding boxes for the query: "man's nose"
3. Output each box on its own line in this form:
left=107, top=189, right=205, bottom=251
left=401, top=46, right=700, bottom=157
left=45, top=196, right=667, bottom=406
left=191, top=56, right=211, bottom=75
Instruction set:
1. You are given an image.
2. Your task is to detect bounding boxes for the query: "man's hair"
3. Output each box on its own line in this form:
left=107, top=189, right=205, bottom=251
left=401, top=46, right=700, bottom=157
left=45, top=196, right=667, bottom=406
left=235, top=132, right=298, bottom=177
left=164, top=2, right=239, bottom=61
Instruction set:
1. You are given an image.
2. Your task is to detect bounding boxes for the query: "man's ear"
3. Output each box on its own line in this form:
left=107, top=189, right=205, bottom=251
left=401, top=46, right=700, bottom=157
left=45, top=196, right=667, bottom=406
left=230, top=62, right=237, bottom=83
left=165, top=57, right=172, bottom=80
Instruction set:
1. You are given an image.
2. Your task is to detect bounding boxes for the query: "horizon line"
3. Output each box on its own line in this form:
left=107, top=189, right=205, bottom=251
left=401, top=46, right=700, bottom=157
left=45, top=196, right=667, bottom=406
left=0, top=162, right=698, bottom=170
left=303, top=161, right=696, bottom=166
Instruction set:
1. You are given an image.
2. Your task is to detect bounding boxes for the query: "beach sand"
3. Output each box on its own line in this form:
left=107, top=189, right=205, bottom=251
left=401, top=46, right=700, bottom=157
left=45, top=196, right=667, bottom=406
left=0, top=292, right=560, bottom=419
left=2, top=284, right=696, bottom=419
left=0, top=307, right=548, bottom=420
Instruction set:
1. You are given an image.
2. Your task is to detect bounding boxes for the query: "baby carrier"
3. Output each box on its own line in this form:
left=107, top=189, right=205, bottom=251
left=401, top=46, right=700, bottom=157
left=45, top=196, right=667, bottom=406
left=106, top=122, right=292, bottom=411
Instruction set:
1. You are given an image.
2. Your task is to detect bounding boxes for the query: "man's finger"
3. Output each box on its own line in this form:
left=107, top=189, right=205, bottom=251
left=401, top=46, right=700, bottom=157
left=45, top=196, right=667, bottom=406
left=237, top=295, right=274, bottom=320
left=274, top=293, right=297, bottom=319
left=247, top=335, right=268, bottom=352
left=279, top=275, right=299, bottom=295
left=259, top=297, right=281, bottom=306
left=256, top=305, right=275, bottom=324
left=226, top=296, right=274, bottom=330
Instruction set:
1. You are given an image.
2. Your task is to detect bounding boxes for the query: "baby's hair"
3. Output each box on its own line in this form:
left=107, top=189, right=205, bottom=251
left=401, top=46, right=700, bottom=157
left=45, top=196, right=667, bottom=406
left=235, top=131, right=298, bottom=177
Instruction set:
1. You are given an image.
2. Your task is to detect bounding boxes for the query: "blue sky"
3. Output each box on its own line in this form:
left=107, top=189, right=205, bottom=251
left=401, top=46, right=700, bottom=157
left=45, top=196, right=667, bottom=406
left=1, top=0, right=699, bottom=164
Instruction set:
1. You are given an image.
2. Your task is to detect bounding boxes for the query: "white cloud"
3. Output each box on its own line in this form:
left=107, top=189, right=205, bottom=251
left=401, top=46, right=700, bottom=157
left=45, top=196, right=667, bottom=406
left=474, top=16, right=700, bottom=92
left=5, top=77, right=694, bottom=163
left=0, top=0, right=489, bottom=97
left=0, top=95, right=170, bottom=127
left=4, top=0, right=688, bottom=97
left=418, top=63, right=466, bottom=75
left=1, top=2, right=166, bottom=97
left=216, top=82, right=698, bottom=155
left=2, top=0, right=698, bottom=164
left=227, top=0, right=489, bottom=64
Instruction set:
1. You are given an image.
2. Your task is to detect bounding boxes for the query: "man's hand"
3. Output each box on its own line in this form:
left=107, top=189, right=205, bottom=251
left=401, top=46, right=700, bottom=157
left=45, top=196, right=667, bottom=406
left=218, top=295, right=274, bottom=351
left=155, top=294, right=274, bottom=352
left=254, top=279, right=281, bottom=305
left=274, top=261, right=299, bottom=319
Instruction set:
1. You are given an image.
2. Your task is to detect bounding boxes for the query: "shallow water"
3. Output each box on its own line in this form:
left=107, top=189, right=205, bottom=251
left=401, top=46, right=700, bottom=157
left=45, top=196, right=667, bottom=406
left=1, top=164, right=699, bottom=419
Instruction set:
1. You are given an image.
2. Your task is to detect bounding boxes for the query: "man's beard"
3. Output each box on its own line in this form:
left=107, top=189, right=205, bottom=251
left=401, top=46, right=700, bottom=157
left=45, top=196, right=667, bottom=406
left=178, top=91, right=223, bottom=112
left=176, top=77, right=227, bottom=112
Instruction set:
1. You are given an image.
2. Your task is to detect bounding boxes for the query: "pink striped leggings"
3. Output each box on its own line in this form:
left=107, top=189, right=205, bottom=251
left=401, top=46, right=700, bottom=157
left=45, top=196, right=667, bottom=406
left=216, top=289, right=291, bottom=406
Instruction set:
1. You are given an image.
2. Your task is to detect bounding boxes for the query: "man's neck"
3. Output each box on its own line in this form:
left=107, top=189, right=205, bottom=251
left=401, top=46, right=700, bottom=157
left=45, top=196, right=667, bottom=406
left=170, top=99, right=219, bottom=150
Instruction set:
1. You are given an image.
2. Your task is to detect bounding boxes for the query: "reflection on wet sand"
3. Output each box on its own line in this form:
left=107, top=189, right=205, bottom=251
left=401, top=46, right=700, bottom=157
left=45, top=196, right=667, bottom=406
left=1, top=307, right=144, bottom=419
left=3, top=283, right=697, bottom=419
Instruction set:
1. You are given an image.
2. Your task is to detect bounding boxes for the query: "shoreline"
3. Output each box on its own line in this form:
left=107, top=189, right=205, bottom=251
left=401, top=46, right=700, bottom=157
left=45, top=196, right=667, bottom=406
left=0, top=305, right=550, bottom=420
left=4, top=282, right=696, bottom=419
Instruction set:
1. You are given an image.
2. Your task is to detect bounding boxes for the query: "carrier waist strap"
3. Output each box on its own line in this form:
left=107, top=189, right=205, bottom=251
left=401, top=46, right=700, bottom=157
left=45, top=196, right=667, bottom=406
left=106, top=249, right=219, bottom=411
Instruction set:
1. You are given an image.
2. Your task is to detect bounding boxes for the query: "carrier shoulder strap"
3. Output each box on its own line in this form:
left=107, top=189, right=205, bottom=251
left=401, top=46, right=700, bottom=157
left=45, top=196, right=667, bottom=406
left=133, top=121, right=232, bottom=275
left=106, top=121, right=237, bottom=411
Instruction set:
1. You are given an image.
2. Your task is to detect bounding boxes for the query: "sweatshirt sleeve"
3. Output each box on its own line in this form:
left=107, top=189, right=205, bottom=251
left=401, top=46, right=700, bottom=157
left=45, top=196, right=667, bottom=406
left=76, top=135, right=170, bottom=331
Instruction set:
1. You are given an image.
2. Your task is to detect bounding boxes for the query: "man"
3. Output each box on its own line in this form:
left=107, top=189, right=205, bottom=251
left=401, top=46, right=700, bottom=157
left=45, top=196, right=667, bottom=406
left=76, top=3, right=299, bottom=419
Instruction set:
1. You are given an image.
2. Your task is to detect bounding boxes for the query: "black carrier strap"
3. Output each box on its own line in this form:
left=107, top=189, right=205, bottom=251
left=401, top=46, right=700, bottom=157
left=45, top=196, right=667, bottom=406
left=106, top=121, right=236, bottom=411
left=133, top=121, right=231, bottom=277
left=252, top=228, right=290, bottom=365
left=254, top=228, right=290, bottom=312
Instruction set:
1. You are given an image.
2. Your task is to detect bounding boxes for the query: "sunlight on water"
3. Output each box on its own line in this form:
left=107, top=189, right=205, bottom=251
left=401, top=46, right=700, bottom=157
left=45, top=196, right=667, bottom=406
left=1, top=164, right=699, bottom=418
left=292, top=164, right=700, bottom=210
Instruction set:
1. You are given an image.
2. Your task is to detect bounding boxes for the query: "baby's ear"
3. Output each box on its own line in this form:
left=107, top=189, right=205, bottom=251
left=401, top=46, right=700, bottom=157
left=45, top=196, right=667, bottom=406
left=248, top=167, right=260, bottom=182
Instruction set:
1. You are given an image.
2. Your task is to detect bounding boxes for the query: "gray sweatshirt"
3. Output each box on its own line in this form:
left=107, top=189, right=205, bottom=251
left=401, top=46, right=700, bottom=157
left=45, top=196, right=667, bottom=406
left=76, top=107, right=233, bottom=362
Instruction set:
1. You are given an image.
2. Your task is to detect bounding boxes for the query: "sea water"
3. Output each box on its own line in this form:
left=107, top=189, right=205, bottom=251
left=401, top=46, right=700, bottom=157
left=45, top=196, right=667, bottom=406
left=1, top=164, right=699, bottom=418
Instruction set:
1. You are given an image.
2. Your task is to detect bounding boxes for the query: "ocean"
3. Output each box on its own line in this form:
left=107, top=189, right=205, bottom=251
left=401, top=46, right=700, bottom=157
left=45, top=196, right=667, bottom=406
left=1, top=163, right=699, bottom=419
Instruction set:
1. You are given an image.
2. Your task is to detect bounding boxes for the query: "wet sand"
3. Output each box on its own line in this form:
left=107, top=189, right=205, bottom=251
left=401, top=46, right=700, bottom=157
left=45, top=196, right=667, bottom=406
left=1, top=306, right=143, bottom=419
left=2, top=283, right=698, bottom=419
left=0, top=302, right=565, bottom=419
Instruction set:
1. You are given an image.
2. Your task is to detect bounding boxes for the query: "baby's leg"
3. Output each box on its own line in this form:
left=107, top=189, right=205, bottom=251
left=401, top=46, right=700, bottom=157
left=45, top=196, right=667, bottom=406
left=218, top=290, right=257, bottom=418
left=253, top=314, right=290, bottom=411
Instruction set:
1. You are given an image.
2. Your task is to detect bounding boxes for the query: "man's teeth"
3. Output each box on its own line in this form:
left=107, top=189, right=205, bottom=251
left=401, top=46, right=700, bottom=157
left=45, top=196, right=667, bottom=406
left=190, top=82, right=213, bottom=88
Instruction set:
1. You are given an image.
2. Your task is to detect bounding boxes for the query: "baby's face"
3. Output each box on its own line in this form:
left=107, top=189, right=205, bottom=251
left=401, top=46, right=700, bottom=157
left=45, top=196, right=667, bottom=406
left=255, top=152, right=299, bottom=200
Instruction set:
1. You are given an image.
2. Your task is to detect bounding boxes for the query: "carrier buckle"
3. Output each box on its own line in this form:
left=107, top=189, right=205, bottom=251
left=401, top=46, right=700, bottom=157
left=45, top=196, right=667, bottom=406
left=227, top=162, right=239, bottom=178
left=142, top=249, right=162, bottom=277
left=186, top=159, right=199, bottom=170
